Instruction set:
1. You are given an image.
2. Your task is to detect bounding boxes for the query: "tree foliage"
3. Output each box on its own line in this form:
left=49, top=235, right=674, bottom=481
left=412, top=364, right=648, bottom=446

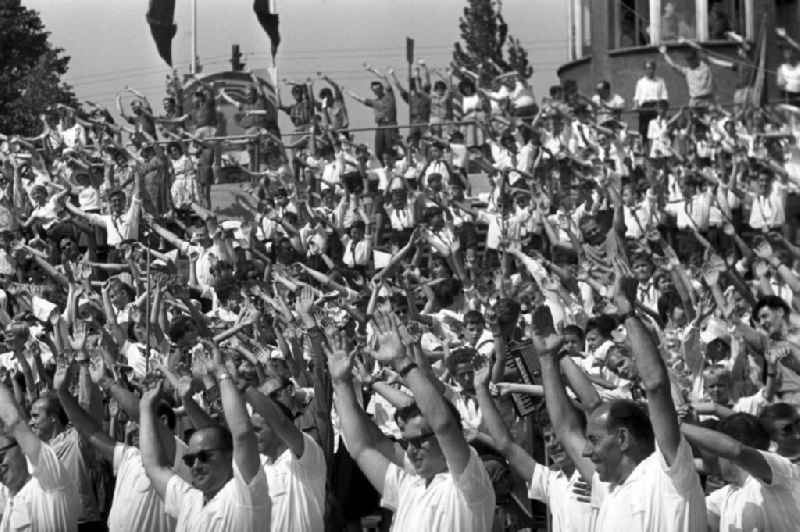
left=0, top=0, right=77, bottom=136
left=451, top=0, right=533, bottom=86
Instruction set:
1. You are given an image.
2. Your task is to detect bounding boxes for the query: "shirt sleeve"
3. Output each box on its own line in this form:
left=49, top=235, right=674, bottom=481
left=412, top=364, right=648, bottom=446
left=526, top=463, right=552, bottom=502
left=655, top=436, right=700, bottom=494
left=164, top=473, right=194, bottom=518
left=705, top=487, right=724, bottom=519
left=112, top=443, right=132, bottom=475
left=380, top=462, right=407, bottom=511
left=453, top=446, right=495, bottom=505
left=30, top=443, right=67, bottom=492
left=759, top=450, right=800, bottom=487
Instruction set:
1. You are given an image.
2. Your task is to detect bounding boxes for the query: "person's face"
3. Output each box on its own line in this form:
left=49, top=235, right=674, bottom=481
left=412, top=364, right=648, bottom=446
left=585, top=328, right=605, bottom=353
left=162, top=99, right=175, bottom=113
left=251, top=413, right=280, bottom=457
left=543, top=426, right=571, bottom=470
left=765, top=414, right=800, bottom=457
left=580, top=219, right=604, bottom=246
left=452, top=362, right=475, bottom=393
left=621, top=185, right=635, bottom=206
left=562, top=332, right=583, bottom=355
left=401, top=416, right=446, bottom=480
left=670, top=306, right=687, bottom=328
left=756, top=306, right=785, bottom=337
left=704, top=374, right=730, bottom=404
left=31, top=189, right=46, bottom=206
left=29, top=400, right=56, bottom=442
left=370, top=84, right=383, bottom=98
left=758, top=175, right=770, bottom=196
left=59, top=239, right=78, bottom=260
left=582, top=408, right=624, bottom=482
left=184, top=431, right=234, bottom=496
left=431, top=257, right=450, bottom=279
left=632, top=260, right=653, bottom=282
left=349, top=225, right=365, bottom=242
left=464, top=247, right=477, bottom=269
left=391, top=190, right=406, bottom=208
left=0, top=438, right=27, bottom=491
left=428, top=213, right=444, bottom=231
left=606, top=349, right=637, bottom=381
left=429, top=146, right=441, bottom=161
left=168, top=146, right=181, bottom=160
left=108, top=282, right=130, bottom=309
left=463, top=320, right=484, bottom=345
left=645, top=63, right=655, bottom=78
left=450, top=185, right=465, bottom=201
left=109, top=193, right=126, bottom=214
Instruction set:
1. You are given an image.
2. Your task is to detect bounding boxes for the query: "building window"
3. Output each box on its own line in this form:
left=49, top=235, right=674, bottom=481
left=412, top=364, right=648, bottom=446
left=610, top=0, right=651, bottom=49
left=659, top=0, right=697, bottom=42
left=570, top=0, right=592, bottom=59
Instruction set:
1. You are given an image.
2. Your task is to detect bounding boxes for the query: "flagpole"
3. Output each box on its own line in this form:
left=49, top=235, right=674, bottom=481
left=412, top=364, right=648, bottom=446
left=191, top=0, right=198, bottom=74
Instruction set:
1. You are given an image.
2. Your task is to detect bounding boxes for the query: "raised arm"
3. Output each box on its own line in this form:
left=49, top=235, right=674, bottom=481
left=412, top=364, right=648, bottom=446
left=615, top=274, right=681, bottom=464
left=0, top=382, right=42, bottom=466
left=244, top=388, right=304, bottom=458
left=680, top=422, right=772, bottom=482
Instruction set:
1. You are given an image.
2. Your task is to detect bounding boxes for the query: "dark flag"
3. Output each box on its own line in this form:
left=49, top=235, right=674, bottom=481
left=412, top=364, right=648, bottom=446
left=146, top=0, right=178, bottom=66
left=253, top=0, right=280, bottom=60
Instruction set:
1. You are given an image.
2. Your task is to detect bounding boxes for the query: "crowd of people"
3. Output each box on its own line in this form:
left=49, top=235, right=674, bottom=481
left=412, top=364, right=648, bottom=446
left=4, top=32, right=800, bottom=532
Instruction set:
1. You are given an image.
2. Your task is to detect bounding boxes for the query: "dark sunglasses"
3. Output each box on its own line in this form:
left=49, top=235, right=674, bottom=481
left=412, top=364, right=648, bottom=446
left=399, top=431, right=436, bottom=450
left=182, top=448, right=225, bottom=468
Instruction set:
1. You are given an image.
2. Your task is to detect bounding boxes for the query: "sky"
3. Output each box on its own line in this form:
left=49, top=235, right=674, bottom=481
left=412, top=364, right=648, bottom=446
left=25, top=0, right=568, bottom=141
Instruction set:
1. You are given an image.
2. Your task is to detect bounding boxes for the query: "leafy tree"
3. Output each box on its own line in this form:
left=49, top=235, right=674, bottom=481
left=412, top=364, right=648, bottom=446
left=0, top=0, right=77, bottom=136
left=451, top=0, right=533, bottom=85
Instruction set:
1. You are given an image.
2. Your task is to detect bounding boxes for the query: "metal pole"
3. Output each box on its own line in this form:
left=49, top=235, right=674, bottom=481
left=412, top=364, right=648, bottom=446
left=191, top=0, right=198, bottom=74
left=145, top=229, right=152, bottom=374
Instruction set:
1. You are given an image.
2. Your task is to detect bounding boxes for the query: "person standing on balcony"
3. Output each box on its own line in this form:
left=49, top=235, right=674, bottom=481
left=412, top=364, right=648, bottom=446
left=660, top=46, right=715, bottom=108
left=633, top=59, right=669, bottom=139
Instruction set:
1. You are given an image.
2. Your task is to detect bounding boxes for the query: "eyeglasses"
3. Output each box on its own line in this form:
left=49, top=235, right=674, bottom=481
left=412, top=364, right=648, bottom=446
left=399, top=431, right=436, bottom=450
left=182, top=448, right=226, bottom=468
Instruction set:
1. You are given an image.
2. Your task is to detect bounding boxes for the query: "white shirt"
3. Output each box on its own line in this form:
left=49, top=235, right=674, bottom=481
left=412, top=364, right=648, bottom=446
left=341, top=236, right=369, bottom=267
left=380, top=446, right=495, bottom=532
left=749, top=182, right=788, bottom=230
left=81, top=198, right=141, bottom=246
left=0, top=443, right=80, bottom=532
left=164, top=461, right=270, bottom=532
left=759, top=449, right=800, bottom=512
left=261, top=433, right=326, bottom=532
left=527, top=466, right=592, bottom=532
left=590, top=437, right=706, bottom=532
left=778, top=62, right=800, bottom=93
left=634, top=76, right=668, bottom=107
left=107, top=444, right=175, bottom=532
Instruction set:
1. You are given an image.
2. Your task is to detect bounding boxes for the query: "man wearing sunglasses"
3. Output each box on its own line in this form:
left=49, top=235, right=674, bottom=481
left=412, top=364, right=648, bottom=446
left=139, top=341, right=268, bottom=531
left=0, top=381, right=79, bottom=531
left=327, top=312, right=495, bottom=531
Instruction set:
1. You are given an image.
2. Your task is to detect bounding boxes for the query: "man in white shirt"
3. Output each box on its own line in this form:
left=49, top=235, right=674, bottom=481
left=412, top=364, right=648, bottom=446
left=56, top=358, right=183, bottom=532
left=778, top=44, right=800, bottom=107
left=749, top=171, right=788, bottom=231
left=140, top=341, right=269, bottom=532
left=328, top=314, right=495, bottom=531
left=66, top=177, right=142, bottom=250
left=0, top=381, right=79, bottom=532
left=681, top=413, right=800, bottom=530
left=633, top=60, right=668, bottom=138
left=592, top=81, right=625, bottom=126
left=539, top=278, right=706, bottom=532
left=244, top=386, right=326, bottom=532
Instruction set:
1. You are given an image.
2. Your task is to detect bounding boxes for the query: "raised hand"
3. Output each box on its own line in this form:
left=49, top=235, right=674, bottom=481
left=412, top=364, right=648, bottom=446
left=53, top=357, right=74, bottom=392
left=294, top=285, right=316, bottom=318
left=69, top=321, right=88, bottom=353
left=371, top=311, right=405, bottom=361
left=753, top=239, right=774, bottom=260
left=323, top=329, right=355, bottom=382
left=140, top=378, right=163, bottom=410
left=612, top=268, right=637, bottom=316
left=88, top=357, right=112, bottom=387
left=473, top=363, right=491, bottom=390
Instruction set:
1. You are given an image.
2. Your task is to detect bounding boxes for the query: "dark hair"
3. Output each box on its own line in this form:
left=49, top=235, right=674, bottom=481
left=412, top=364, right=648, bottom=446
left=494, top=298, right=521, bottom=333
left=394, top=401, right=463, bottom=430
left=432, top=278, right=463, bottom=308
left=752, top=296, right=791, bottom=322
left=563, top=324, right=585, bottom=341
left=464, top=310, right=484, bottom=325
left=718, top=413, right=770, bottom=450
left=167, top=315, right=196, bottom=343
left=759, top=403, right=798, bottom=433
left=167, top=142, right=183, bottom=154
left=585, top=315, right=616, bottom=339
left=604, top=399, right=655, bottom=453
left=194, top=425, right=234, bottom=452
left=657, top=290, right=683, bottom=325
left=446, top=347, right=477, bottom=374
left=157, top=401, right=177, bottom=430
left=40, top=393, right=69, bottom=427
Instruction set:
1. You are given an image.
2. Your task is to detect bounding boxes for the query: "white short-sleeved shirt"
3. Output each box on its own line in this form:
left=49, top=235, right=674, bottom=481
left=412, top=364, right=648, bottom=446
left=107, top=444, right=175, bottom=532
left=0, top=443, right=80, bottom=532
left=380, top=446, right=495, bottom=532
left=164, top=461, right=270, bottom=532
left=760, top=450, right=800, bottom=514
left=706, top=468, right=800, bottom=532
left=261, top=433, right=326, bottom=532
left=590, top=437, right=706, bottom=532
left=527, top=466, right=593, bottom=532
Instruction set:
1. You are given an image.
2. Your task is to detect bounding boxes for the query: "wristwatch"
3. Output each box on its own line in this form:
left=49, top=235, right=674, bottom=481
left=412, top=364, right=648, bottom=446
left=397, top=360, right=418, bottom=378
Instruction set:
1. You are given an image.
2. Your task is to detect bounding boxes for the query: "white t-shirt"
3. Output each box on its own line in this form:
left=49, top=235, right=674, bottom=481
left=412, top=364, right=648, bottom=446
left=107, top=444, right=175, bottom=532
left=261, top=433, right=326, bottom=532
left=164, top=461, right=270, bottom=532
left=590, top=437, right=706, bottom=532
left=0, top=443, right=80, bottom=532
left=760, top=449, right=800, bottom=515
left=380, top=446, right=495, bottom=531
left=706, top=466, right=800, bottom=532
left=528, top=466, right=593, bottom=532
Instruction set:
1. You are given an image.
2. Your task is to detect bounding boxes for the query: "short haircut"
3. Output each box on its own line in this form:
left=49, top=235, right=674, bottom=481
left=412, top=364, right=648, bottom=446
left=157, top=401, right=177, bottom=430
left=753, top=296, right=791, bottom=322
left=604, top=399, right=655, bottom=453
left=195, top=425, right=233, bottom=452
left=432, top=278, right=463, bottom=308
left=446, top=347, right=477, bottom=374
left=718, top=413, right=770, bottom=450
left=562, top=324, right=585, bottom=341
left=464, top=310, right=484, bottom=325
left=40, top=393, right=69, bottom=427
left=759, top=403, right=798, bottom=432
left=394, top=400, right=463, bottom=430
left=585, top=315, right=616, bottom=339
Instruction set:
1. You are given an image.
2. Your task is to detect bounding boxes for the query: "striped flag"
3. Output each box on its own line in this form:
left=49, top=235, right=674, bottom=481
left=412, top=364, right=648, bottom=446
left=253, top=0, right=280, bottom=60
left=146, top=0, right=178, bottom=66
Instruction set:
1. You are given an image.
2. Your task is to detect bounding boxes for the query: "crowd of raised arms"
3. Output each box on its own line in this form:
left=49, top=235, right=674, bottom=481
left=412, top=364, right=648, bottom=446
left=3, top=39, right=800, bottom=532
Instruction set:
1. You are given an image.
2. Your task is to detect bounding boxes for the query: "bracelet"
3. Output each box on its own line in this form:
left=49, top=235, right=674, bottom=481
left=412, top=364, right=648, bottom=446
left=217, top=373, right=232, bottom=383
left=397, top=362, right=418, bottom=378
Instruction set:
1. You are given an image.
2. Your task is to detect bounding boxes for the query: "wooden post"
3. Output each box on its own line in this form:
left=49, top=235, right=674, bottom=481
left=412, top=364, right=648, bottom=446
left=406, top=37, right=414, bottom=165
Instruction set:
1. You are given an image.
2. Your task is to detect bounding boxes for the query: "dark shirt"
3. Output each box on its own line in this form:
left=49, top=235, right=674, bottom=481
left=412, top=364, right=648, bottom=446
left=192, top=96, right=217, bottom=128
left=400, top=89, right=431, bottom=123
